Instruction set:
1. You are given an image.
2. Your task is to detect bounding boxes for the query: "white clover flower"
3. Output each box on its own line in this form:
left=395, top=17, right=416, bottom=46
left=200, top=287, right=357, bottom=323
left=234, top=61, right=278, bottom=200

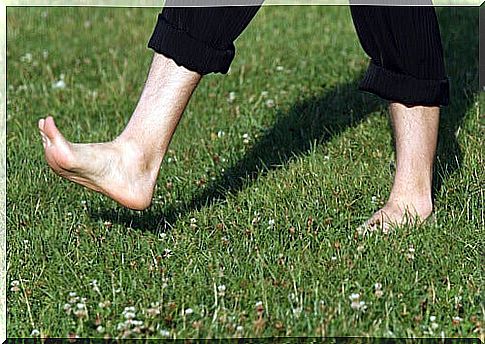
left=371, top=196, right=377, bottom=203
left=349, top=293, right=360, bottom=301
left=217, top=130, right=225, bottom=138
left=217, top=285, right=226, bottom=292
left=268, top=219, right=275, bottom=226
left=76, top=303, right=85, bottom=310
left=30, top=329, right=40, bottom=337
left=69, top=292, right=77, bottom=297
left=20, top=53, right=33, bottom=63
left=331, top=256, right=337, bottom=261
left=96, top=325, right=105, bottom=333
left=52, top=79, right=66, bottom=90
left=374, top=283, right=382, bottom=290
left=124, top=312, right=136, bottom=320
left=255, top=301, right=263, bottom=307
left=324, top=155, right=330, bottom=160
left=265, top=99, right=275, bottom=108
left=236, top=325, right=244, bottom=332
left=132, top=320, right=144, bottom=326
left=184, top=308, right=194, bottom=315
left=10, top=280, right=20, bottom=292
left=430, top=315, right=437, bottom=322
left=190, top=218, right=197, bottom=224
left=431, top=322, right=439, bottom=330
left=453, top=316, right=462, bottom=322
left=160, top=329, right=170, bottom=337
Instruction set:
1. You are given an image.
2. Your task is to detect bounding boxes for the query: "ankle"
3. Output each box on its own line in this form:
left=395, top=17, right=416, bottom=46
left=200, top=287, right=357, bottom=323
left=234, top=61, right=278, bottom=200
left=113, top=136, right=163, bottom=175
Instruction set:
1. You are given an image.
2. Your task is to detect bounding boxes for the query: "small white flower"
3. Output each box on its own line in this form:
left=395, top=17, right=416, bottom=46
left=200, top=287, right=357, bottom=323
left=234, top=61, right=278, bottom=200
left=217, top=285, right=226, bottom=293
left=63, top=303, right=71, bottom=311
left=236, top=325, right=244, bottom=332
left=276, top=65, right=284, bottom=71
left=160, top=233, right=167, bottom=239
left=268, top=219, right=275, bottom=227
left=374, top=283, right=382, bottom=290
left=76, top=303, right=85, bottom=310
left=228, top=92, right=236, bottom=102
left=371, top=196, right=377, bottom=203
left=123, top=306, right=136, bottom=313
left=453, top=316, right=462, bottom=322
left=30, top=329, right=40, bottom=337
left=68, top=291, right=77, bottom=297
left=292, top=306, right=302, bottom=317
left=20, top=53, right=33, bottom=63
left=430, top=315, right=437, bottom=322
left=190, top=218, right=197, bottom=223
left=349, top=293, right=360, bottom=301
left=324, top=155, right=330, bottom=160
left=96, top=325, right=105, bottom=333
left=217, top=130, right=225, bottom=138
left=431, top=322, right=439, bottom=330
left=265, top=99, right=275, bottom=108
left=52, top=79, right=66, bottom=90
left=331, top=256, right=337, bottom=261
left=124, top=312, right=136, bottom=320
left=132, top=320, right=144, bottom=326
left=184, top=308, right=194, bottom=315
left=159, top=329, right=170, bottom=337
left=255, top=301, right=263, bottom=307
left=408, top=246, right=415, bottom=253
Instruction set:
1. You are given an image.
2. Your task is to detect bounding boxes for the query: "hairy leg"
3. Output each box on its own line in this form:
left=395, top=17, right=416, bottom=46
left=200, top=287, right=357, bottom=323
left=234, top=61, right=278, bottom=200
left=38, top=52, right=201, bottom=210
left=362, top=102, right=439, bottom=232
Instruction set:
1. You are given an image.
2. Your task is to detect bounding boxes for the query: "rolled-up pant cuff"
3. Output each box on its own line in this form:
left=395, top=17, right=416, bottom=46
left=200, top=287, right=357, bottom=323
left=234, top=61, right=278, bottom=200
left=147, top=13, right=235, bottom=75
left=359, top=62, right=450, bottom=107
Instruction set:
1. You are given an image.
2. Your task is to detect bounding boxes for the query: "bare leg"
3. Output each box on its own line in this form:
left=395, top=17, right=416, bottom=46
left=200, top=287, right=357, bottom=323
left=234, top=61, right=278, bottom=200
left=38, top=52, right=201, bottom=210
left=362, top=102, right=439, bottom=232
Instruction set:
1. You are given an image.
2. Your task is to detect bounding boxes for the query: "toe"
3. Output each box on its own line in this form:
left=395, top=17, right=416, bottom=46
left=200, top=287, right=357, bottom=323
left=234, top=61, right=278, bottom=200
left=43, top=116, right=66, bottom=144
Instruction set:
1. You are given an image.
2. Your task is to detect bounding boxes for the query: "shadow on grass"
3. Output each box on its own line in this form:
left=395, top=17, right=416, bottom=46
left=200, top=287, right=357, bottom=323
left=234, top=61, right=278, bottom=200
left=90, top=7, right=478, bottom=232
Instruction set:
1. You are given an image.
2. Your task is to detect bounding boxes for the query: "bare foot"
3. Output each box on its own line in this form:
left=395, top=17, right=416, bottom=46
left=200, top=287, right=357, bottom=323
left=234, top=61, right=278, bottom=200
left=38, top=116, right=160, bottom=210
left=357, top=198, right=433, bottom=235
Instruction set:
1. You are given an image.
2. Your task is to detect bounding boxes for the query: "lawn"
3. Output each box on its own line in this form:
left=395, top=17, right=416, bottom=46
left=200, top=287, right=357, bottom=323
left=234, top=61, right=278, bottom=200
left=6, top=5, right=483, bottom=339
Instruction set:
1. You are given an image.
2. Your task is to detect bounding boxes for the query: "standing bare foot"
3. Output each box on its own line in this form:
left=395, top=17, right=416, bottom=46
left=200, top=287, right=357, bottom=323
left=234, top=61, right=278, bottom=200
left=357, top=103, right=440, bottom=234
left=358, top=197, right=433, bottom=234
left=38, top=116, right=160, bottom=210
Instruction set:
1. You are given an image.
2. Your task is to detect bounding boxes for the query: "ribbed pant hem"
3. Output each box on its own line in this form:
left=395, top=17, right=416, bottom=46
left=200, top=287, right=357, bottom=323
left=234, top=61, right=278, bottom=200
left=147, top=13, right=235, bottom=75
left=359, top=62, right=450, bottom=107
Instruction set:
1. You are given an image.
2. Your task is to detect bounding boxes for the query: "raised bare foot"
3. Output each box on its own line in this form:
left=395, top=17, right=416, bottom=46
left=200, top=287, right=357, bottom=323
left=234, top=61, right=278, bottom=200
left=357, top=197, right=433, bottom=235
left=38, top=116, right=160, bottom=210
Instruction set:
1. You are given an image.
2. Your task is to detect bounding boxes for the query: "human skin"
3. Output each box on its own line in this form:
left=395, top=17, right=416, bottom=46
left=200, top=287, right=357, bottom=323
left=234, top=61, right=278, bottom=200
left=38, top=52, right=438, bottom=228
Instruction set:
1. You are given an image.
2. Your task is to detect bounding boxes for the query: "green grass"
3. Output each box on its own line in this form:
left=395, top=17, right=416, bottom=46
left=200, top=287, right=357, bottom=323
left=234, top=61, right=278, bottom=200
left=6, top=6, right=483, bottom=339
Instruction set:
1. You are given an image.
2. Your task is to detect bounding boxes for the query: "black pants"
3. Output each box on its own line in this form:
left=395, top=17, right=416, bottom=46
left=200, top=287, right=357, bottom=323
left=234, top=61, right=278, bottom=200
left=148, top=4, right=449, bottom=106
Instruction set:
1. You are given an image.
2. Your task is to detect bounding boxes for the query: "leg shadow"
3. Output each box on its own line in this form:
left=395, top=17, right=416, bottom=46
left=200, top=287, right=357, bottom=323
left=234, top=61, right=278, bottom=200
left=90, top=73, right=385, bottom=231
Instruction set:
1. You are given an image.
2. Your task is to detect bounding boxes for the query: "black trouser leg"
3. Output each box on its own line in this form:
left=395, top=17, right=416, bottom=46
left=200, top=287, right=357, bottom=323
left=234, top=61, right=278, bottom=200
left=350, top=5, right=449, bottom=106
left=148, top=4, right=449, bottom=106
left=148, top=3, right=262, bottom=75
